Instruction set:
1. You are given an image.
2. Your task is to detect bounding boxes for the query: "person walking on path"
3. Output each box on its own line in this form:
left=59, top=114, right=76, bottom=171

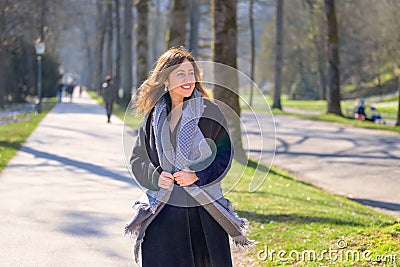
left=102, top=75, right=116, bottom=123
left=56, top=80, right=63, bottom=103
left=66, top=83, right=74, bottom=103
left=125, top=47, right=253, bottom=267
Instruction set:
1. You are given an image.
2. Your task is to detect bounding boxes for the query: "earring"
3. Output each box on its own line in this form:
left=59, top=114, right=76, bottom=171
left=164, top=85, right=168, bottom=92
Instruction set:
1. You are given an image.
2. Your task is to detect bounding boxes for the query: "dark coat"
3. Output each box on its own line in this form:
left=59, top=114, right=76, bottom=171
left=102, top=81, right=115, bottom=104
left=130, top=98, right=233, bottom=191
left=129, top=97, right=233, bottom=267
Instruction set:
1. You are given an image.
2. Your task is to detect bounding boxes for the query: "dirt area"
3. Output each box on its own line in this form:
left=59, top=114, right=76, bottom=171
left=231, top=246, right=257, bottom=267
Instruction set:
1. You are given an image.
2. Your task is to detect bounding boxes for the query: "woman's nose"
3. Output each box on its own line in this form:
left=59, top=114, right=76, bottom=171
left=183, top=73, right=194, bottom=82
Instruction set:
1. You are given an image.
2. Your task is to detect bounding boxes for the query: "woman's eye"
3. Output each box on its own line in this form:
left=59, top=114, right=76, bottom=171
left=189, top=72, right=194, bottom=76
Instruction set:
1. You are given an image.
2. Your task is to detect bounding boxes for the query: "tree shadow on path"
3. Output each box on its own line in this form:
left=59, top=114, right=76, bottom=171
left=19, top=146, right=137, bottom=186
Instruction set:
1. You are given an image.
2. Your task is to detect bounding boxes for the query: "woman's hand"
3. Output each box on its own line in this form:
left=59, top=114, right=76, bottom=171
left=173, top=168, right=199, bottom=187
left=158, top=171, right=174, bottom=189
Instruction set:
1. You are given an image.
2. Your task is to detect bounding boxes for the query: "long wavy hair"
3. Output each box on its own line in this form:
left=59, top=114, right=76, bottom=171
left=134, top=47, right=209, bottom=115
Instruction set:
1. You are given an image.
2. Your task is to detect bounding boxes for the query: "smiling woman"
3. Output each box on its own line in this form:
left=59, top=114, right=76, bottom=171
left=125, top=47, right=252, bottom=267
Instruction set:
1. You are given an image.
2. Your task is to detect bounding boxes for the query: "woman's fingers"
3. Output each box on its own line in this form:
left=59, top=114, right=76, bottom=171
left=158, top=170, right=199, bottom=187
left=158, top=171, right=174, bottom=188
left=173, top=170, right=199, bottom=186
left=161, top=171, right=174, bottom=180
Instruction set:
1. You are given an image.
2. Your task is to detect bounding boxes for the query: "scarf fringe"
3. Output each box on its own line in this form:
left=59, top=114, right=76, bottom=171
left=228, top=215, right=256, bottom=250
left=230, top=235, right=257, bottom=250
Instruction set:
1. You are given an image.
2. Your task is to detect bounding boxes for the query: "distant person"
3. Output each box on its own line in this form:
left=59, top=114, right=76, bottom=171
left=66, top=83, right=74, bottom=102
left=56, top=80, right=63, bottom=103
left=369, top=106, right=386, bottom=124
left=354, top=97, right=367, bottom=120
left=79, top=85, right=83, bottom=97
left=102, top=76, right=115, bottom=123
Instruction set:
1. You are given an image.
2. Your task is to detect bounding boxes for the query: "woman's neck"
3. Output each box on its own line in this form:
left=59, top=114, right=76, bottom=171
left=170, top=94, right=184, bottom=110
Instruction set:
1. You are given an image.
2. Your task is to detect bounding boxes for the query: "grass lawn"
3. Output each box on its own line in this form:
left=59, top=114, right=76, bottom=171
left=0, top=101, right=55, bottom=173
left=223, top=161, right=400, bottom=266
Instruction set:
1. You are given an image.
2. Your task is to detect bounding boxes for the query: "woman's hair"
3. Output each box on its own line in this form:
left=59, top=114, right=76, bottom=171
left=134, top=47, right=209, bottom=115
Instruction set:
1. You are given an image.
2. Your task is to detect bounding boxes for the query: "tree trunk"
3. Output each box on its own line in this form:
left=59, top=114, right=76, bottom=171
left=105, top=2, right=113, bottom=78
left=136, top=0, right=149, bottom=88
left=318, top=51, right=327, bottom=100
left=83, top=29, right=93, bottom=88
left=122, top=0, right=133, bottom=101
left=249, top=0, right=255, bottom=106
left=211, top=0, right=246, bottom=162
left=115, top=0, right=121, bottom=101
left=396, top=77, right=400, bottom=126
left=39, top=0, right=47, bottom=41
left=324, top=0, right=342, bottom=116
left=166, top=0, right=188, bottom=49
left=273, top=0, right=283, bottom=110
left=189, top=0, right=200, bottom=58
left=0, top=6, right=5, bottom=109
left=305, top=0, right=326, bottom=100
left=0, top=50, right=5, bottom=109
left=93, top=2, right=106, bottom=93
left=150, top=0, right=161, bottom=64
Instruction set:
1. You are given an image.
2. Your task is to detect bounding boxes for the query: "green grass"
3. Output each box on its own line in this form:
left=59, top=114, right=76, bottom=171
left=0, top=101, right=55, bottom=173
left=283, top=98, right=327, bottom=111
left=223, top=160, right=400, bottom=266
left=378, top=95, right=399, bottom=103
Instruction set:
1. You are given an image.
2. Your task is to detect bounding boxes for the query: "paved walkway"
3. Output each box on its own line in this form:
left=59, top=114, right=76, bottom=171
left=0, top=93, right=143, bottom=266
left=243, top=111, right=400, bottom=219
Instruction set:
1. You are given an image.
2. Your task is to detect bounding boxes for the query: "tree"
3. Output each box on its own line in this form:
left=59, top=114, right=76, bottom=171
left=305, top=0, right=326, bottom=100
left=397, top=78, right=400, bottom=126
left=212, top=0, right=246, bottom=161
left=136, top=0, right=149, bottom=88
left=114, top=0, right=122, bottom=98
left=189, top=0, right=200, bottom=57
left=166, top=0, right=188, bottom=48
left=122, top=0, right=133, bottom=101
left=105, top=1, right=113, bottom=78
left=0, top=2, right=6, bottom=108
left=324, top=0, right=342, bottom=115
left=93, top=2, right=107, bottom=92
left=248, top=0, right=255, bottom=106
left=272, top=0, right=283, bottom=110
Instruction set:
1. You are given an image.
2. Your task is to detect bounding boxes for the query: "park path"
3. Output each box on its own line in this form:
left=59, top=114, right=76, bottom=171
left=0, top=92, right=143, bottom=266
left=0, top=92, right=251, bottom=267
left=243, top=110, right=400, bottom=219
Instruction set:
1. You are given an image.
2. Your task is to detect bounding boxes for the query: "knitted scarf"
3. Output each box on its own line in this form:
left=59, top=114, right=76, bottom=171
left=125, top=89, right=255, bottom=266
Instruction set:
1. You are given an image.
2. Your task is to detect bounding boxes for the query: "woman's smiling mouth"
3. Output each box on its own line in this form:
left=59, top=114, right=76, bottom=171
left=181, top=84, right=192, bottom=90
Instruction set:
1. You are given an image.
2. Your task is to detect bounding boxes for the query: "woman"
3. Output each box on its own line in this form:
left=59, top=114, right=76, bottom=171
left=126, top=47, right=252, bottom=267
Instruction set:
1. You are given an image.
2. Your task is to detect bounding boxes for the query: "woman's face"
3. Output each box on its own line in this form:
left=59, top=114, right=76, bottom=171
left=165, top=58, right=196, bottom=101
